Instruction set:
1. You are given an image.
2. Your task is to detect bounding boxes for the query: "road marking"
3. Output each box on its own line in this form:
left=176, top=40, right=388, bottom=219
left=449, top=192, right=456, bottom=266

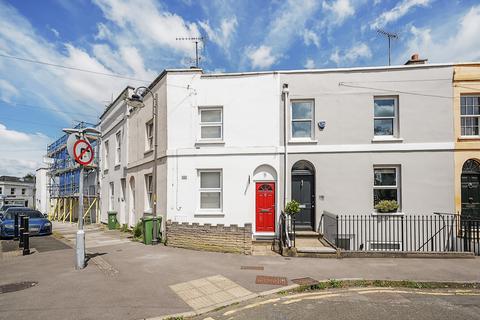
left=358, top=289, right=480, bottom=296
left=283, top=293, right=341, bottom=305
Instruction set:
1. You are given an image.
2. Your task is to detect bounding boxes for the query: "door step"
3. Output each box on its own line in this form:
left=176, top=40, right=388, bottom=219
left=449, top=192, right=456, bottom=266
left=295, top=231, right=320, bottom=238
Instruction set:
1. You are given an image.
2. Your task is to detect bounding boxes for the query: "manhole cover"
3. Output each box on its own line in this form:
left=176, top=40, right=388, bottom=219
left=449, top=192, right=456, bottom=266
left=241, top=266, right=264, bottom=270
left=256, top=275, right=288, bottom=286
left=291, top=277, right=319, bottom=286
left=0, top=281, right=38, bottom=294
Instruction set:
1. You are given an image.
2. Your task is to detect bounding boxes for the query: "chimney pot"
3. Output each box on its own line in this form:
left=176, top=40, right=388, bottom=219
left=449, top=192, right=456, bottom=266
left=411, top=53, right=419, bottom=61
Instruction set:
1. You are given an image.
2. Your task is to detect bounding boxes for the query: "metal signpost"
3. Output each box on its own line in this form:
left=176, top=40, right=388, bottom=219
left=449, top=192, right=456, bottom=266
left=65, top=127, right=98, bottom=270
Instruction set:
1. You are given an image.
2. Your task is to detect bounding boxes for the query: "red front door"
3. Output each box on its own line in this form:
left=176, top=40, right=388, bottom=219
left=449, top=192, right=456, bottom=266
left=256, top=182, right=275, bottom=232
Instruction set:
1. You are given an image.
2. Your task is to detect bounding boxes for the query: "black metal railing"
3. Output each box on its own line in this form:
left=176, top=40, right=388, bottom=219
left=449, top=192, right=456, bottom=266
left=319, top=211, right=479, bottom=255
left=279, top=212, right=295, bottom=250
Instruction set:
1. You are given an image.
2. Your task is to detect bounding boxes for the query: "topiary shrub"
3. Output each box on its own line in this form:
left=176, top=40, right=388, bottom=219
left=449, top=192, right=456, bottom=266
left=285, top=200, right=301, bottom=215
left=374, top=200, right=399, bottom=213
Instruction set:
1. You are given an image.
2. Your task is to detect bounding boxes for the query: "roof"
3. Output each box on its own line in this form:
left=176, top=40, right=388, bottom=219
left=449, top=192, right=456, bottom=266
left=0, top=176, right=34, bottom=183
left=100, top=86, right=135, bottom=120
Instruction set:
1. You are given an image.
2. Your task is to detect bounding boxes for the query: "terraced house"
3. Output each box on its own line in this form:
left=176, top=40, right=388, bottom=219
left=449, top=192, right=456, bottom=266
left=99, top=59, right=480, bottom=255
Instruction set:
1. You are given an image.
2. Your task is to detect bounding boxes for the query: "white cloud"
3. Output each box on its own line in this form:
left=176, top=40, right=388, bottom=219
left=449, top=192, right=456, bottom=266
left=330, top=43, right=372, bottom=65
left=246, top=45, right=277, bottom=69
left=322, top=0, right=354, bottom=25
left=199, top=17, right=238, bottom=51
left=403, top=5, right=480, bottom=63
left=371, top=0, right=431, bottom=29
left=0, top=79, right=19, bottom=103
left=48, top=27, right=60, bottom=38
left=303, top=29, right=320, bottom=47
left=0, top=123, right=51, bottom=176
left=244, top=0, right=319, bottom=69
left=304, top=58, right=316, bottom=69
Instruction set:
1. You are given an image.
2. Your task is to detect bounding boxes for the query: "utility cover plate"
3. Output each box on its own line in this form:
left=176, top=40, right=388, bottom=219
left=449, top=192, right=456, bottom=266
left=255, top=275, right=288, bottom=286
left=0, top=281, right=38, bottom=294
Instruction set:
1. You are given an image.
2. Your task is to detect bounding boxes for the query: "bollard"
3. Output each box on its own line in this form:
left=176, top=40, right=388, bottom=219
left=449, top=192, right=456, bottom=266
left=13, top=212, right=19, bottom=240
left=22, top=216, right=30, bottom=256
left=19, top=214, right=25, bottom=248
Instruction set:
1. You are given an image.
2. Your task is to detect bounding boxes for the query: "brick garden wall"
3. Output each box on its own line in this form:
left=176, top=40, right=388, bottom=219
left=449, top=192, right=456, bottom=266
left=166, top=221, right=253, bottom=254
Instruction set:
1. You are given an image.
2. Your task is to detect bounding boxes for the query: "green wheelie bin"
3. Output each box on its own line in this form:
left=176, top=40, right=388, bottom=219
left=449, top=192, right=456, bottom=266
left=107, top=211, right=118, bottom=230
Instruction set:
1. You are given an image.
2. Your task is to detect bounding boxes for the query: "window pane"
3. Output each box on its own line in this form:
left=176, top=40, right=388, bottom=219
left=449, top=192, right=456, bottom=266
left=374, top=99, right=395, bottom=117
left=292, top=121, right=312, bottom=138
left=374, top=169, right=396, bottom=186
left=200, top=172, right=220, bottom=188
left=200, top=192, right=221, bottom=209
left=374, top=119, right=393, bottom=135
left=292, top=101, right=313, bottom=120
left=201, top=126, right=222, bottom=139
left=374, top=189, right=398, bottom=205
left=201, top=110, right=222, bottom=123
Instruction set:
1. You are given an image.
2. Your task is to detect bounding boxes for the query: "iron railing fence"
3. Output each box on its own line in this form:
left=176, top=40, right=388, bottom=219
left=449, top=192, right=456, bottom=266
left=279, top=212, right=295, bottom=251
left=319, top=212, right=479, bottom=256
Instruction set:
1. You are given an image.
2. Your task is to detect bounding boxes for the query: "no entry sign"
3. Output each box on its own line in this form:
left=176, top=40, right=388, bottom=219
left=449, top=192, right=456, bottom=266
left=73, top=139, right=94, bottom=166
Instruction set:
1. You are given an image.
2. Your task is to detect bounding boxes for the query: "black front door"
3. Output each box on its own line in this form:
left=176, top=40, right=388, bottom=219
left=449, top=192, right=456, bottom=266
left=292, top=174, right=314, bottom=230
left=461, top=173, right=480, bottom=218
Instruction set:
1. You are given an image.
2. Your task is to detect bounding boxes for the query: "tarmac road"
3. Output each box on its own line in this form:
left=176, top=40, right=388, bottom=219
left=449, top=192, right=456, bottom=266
left=193, top=287, right=480, bottom=320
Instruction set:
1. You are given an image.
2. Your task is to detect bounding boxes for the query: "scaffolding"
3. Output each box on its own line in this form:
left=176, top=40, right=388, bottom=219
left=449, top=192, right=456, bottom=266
left=47, top=121, right=100, bottom=224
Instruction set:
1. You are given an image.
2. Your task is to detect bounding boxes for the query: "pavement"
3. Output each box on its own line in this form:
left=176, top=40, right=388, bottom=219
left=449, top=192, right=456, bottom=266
left=0, top=221, right=479, bottom=320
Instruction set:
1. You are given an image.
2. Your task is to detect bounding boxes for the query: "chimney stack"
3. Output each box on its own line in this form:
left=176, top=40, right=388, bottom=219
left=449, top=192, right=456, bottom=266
left=405, top=53, right=428, bottom=65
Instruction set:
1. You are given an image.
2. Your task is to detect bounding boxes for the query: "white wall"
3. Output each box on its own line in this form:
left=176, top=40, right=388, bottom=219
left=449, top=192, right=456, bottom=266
left=35, top=168, right=49, bottom=214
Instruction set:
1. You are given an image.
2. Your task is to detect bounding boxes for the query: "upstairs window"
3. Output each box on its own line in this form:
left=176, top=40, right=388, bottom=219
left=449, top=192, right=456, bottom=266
left=115, top=131, right=122, bottom=165
left=373, top=167, right=401, bottom=208
left=199, top=170, right=222, bottom=210
left=0, top=187, right=2, bottom=194
left=146, top=120, right=154, bottom=151
left=109, top=182, right=114, bottom=211
left=22, top=188, right=26, bottom=195
left=291, top=100, right=314, bottom=139
left=10, top=188, right=15, bottom=195
left=461, top=96, right=480, bottom=136
left=374, top=97, right=398, bottom=137
left=199, top=107, right=223, bottom=140
left=104, top=140, right=109, bottom=170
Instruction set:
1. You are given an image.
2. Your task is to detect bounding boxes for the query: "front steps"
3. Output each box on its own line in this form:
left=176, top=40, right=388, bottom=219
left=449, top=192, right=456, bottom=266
left=294, top=231, right=338, bottom=258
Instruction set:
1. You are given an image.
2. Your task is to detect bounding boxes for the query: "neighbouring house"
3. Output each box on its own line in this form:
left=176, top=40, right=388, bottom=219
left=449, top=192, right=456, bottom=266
left=98, top=61, right=480, bottom=254
left=0, top=175, right=35, bottom=208
left=35, top=167, right=50, bottom=214
left=99, top=86, right=134, bottom=227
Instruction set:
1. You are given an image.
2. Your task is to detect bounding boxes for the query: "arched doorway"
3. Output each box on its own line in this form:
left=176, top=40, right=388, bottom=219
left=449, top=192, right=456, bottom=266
left=291, top=160, right=315, bottom=230
left=253, top=165, right=277, bottom=233
left=128, top=176, right=136, bottom=227
left=461, top=159, right=480, bottom=218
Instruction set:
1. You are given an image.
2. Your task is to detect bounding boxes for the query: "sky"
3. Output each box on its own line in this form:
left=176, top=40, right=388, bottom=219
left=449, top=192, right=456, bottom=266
left=0, top=0, right=479, bottom=176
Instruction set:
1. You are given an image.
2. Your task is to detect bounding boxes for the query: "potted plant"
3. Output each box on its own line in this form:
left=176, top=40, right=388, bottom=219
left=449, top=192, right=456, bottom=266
left=285, top=200, right=301, bottom=215
left=374, top=200, right=399, bottom=213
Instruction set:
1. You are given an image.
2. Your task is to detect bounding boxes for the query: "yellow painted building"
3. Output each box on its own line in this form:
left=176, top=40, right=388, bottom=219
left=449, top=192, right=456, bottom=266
left=453, top=64, right=480, bottom=216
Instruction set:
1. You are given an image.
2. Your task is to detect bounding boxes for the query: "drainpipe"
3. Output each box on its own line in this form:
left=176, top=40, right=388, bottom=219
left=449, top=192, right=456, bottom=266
left=282, top=83, right=289, bottom=210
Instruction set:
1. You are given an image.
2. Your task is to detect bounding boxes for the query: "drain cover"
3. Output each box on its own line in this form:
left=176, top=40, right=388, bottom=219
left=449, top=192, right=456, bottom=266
left=241, top=266, right=264, bottom=270
left=291, top=277, right=319, bottom=286
left=256, top=275, right=288, bottom=286
left=0, top=281, right=38, bottom=294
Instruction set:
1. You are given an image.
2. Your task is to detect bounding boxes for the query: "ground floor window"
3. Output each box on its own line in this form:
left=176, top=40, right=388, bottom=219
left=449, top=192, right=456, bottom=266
left=109, top=182, right=114, bottom=211
left=145, top=174, right=153, bottom=211
left=373, top=166, right=401, bottom=208
left=198, top=170, right=222, bottom=210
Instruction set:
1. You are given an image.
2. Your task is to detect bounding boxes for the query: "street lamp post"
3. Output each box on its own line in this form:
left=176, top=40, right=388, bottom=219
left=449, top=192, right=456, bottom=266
left=127, top=87, right=159, bottom=245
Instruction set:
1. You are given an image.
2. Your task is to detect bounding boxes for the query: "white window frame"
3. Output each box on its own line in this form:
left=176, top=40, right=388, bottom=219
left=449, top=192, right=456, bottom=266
left=373, top=166, right=401, bottom=211
left=109, top=182, right=114, bottom=211
left=104, top=140, right=109, bottom=171
left=460, top=95, right=480, bottom=137
left=373, top=96, right=399, bottom=138
left=115, top=130, right=121, bottom=165
left=198, top=169, right=223, bottom=211
left=145, top=120, right=154, bottom=152
left=198, top=107, right=223, bottom=141
left=290, top=100, right=315, bottom=140
left=145, top=174, right=153, bottom=212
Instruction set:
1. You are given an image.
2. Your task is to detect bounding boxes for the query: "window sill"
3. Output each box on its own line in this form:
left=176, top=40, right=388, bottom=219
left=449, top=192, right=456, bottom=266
left=114, top=164, right=121, bottom=170
left=372, top=211, right=404, bottom=216
left=144, top=149, right=153, bottom=156
left=195, top=140, right=225, bottom=146
left=194, top=211, right=225, bottom=217
left=103, top=169, right=109, bottom=174
left=458, top=136, right=480, bottom=141
left=371, top=137, right=404, bottom=143
left=288, top=139, right=318, bottom=144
